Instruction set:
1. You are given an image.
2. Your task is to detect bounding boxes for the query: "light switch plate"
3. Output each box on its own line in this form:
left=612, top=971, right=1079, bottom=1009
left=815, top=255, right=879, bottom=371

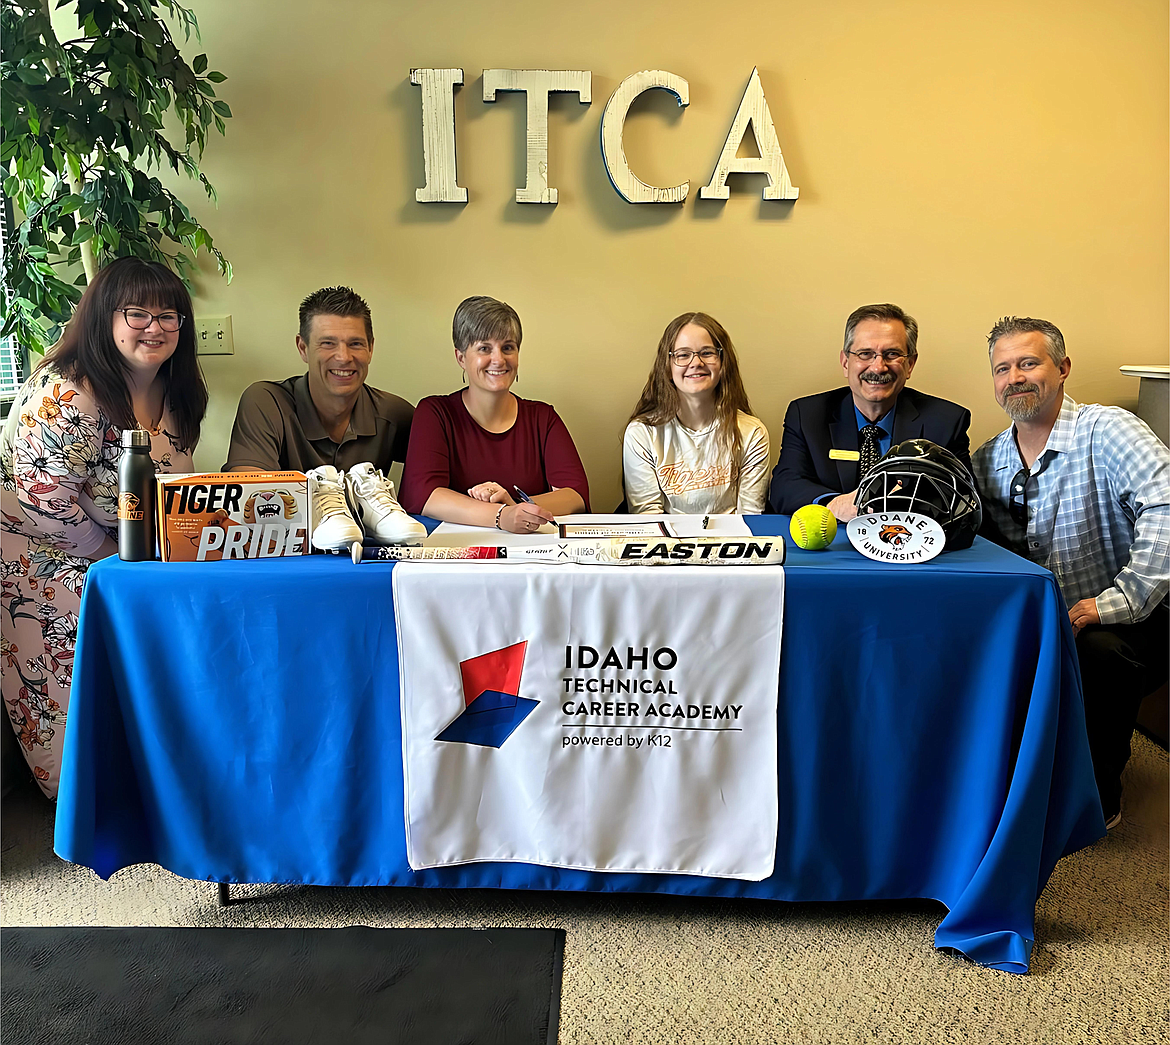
left=195, top=315, right=234, bottom=355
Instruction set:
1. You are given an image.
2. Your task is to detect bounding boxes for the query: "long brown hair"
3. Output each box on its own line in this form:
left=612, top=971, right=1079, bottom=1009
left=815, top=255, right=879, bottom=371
left=628, top=312, right=754, bottom=486
left=37, top=257, right=208, bottom=451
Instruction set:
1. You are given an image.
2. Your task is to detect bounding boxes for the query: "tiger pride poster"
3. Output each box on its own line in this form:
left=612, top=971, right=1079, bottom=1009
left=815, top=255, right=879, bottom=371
left=157, top=471, right=310, bottom=561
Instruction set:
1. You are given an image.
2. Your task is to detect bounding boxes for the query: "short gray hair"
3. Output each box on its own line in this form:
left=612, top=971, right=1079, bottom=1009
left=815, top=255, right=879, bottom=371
left=452, top=296, right=523, bottom=353
left=986, top=316, right=1066, bottom=366
left=843, top=303, right=918, bottom=358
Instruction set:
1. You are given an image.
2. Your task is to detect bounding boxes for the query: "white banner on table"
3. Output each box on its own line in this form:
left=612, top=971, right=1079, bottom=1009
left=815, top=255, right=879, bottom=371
left=393, top=563, right=783, bottom=880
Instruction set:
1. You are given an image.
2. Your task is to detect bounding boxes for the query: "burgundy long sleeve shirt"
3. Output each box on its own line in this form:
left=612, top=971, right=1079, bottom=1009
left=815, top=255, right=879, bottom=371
left=400, top=391, right=590, bottom=516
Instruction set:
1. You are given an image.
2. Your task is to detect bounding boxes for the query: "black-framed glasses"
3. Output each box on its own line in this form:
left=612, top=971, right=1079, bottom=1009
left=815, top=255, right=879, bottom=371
left=847, top=349, right=910, bottom=365
left=670, top=348, right=722, bottom=365
left=1009, top=467, right=1030, bottom=526
left=115, top=308, right=184, bottom=332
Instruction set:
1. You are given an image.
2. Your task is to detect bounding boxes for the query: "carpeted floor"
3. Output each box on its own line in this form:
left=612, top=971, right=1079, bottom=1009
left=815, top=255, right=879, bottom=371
left=2, top=734, right=1166, bottom=1044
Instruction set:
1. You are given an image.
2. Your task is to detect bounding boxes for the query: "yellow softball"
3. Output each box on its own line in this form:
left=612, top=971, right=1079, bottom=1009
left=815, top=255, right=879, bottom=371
left=789, top=504, right=838, bottom=551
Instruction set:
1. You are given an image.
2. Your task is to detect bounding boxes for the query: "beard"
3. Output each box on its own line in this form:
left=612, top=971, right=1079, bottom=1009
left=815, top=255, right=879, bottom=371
left=1000, top=383, right=1042, bottom=421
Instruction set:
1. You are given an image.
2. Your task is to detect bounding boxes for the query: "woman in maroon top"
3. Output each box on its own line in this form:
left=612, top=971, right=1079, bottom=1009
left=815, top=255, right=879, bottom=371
left=400, top=296, right=589, bottom=532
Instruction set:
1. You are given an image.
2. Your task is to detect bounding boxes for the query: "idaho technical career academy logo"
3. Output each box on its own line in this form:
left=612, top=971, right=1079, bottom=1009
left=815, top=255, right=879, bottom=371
left=435, top=641, right=538, bottom=748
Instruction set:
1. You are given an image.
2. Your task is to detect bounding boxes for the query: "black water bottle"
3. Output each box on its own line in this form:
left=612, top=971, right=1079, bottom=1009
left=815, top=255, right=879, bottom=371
left=118, top=429, right=156, bottom=561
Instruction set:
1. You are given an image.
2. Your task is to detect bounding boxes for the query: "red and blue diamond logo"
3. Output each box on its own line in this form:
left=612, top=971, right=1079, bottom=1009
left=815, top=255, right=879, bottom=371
left=435, top=640, right=538, bottom=748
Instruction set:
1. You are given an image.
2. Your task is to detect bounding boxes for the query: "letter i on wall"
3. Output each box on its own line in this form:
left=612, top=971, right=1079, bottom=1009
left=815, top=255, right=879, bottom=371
left=411, top=68, right=468, bottom=202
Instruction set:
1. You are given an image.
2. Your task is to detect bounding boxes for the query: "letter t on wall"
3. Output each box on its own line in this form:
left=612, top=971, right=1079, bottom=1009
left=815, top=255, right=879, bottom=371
left=483, top=70, right=592, bottom=203
left=410, top=68, right=468, bottom=203
left=700, top=67, right=799, bottom=201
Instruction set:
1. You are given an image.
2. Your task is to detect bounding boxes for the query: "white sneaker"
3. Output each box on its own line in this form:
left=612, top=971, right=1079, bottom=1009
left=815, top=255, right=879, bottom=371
left=345, top=462, right=426, bottom=545
left=307, top=465, right=363, bottom=551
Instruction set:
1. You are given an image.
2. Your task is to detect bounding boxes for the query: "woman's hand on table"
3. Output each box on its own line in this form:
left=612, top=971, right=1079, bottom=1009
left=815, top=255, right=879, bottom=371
left=468, top=482, right=515, bottom=504
left=499, top=501, right=555, bottom=534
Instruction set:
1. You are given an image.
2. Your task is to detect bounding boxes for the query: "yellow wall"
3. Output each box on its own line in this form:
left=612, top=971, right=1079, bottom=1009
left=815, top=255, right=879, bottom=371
left=181, top=0, right=1169, bottom=508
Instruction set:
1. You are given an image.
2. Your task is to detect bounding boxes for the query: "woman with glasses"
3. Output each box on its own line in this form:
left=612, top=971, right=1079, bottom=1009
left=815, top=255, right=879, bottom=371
left=623, top=312, right=770, bottom=515
left=1, top=257, right=207, bottom=798
left=399, top=296, right=589, bottom=532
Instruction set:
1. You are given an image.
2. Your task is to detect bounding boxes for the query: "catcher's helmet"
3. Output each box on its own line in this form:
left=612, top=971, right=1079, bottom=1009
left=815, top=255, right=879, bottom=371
left=855, top=439, right=982, bottom=551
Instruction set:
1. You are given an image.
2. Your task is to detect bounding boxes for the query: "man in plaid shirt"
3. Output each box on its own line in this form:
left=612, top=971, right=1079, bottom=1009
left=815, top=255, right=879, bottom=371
left=972, top=316, right=1169, bottom=830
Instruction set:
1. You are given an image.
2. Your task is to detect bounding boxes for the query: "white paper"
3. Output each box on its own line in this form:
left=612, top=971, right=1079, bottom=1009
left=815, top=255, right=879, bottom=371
left=426, top=513, right=751, bottom=548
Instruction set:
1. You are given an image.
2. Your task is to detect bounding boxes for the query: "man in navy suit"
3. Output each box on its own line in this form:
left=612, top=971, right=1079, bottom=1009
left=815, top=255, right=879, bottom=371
left=769, top=303, right=971, bottom=519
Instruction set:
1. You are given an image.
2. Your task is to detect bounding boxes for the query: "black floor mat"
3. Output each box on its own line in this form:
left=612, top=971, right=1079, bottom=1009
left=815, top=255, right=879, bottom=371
left=1, top=925, right=564, bottom=1045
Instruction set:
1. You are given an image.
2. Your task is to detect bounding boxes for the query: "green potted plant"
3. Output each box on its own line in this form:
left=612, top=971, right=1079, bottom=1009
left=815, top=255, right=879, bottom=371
left=0, top=0, right=231, bottom=358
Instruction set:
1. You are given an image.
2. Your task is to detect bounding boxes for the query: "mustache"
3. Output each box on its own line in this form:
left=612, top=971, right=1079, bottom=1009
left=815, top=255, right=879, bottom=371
left=860, top=371, right=896, bottom=385
left=1003, top=383, right=1039, bottom=398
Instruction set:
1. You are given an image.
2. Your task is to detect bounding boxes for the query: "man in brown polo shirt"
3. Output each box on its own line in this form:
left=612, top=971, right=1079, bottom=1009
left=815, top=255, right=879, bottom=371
left=224, top=286, right=413, bottom=472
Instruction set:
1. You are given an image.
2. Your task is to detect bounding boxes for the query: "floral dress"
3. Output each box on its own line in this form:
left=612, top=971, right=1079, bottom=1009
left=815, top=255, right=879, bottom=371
left=1, top=367, right=191, bottom=798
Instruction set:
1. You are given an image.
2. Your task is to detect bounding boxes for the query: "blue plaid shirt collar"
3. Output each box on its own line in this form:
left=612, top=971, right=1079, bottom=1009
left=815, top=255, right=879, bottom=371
left=987, top=394, right=1079, bottom=475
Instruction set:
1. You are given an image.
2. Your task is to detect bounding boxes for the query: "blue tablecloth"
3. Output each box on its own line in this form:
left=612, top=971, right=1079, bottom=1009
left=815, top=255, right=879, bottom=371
left=56, top=518, right=1104, bottom=974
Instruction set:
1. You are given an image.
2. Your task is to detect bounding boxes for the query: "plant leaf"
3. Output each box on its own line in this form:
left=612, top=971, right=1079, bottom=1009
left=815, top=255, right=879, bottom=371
left=3, top=0, right=231, bottom=339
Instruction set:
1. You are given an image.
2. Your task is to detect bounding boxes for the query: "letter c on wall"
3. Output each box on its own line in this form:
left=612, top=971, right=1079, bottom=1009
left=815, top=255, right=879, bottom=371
left=601, top=70, right=689, bottom=204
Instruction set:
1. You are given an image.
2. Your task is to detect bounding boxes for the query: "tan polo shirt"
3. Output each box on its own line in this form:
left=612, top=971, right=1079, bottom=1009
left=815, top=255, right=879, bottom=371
left=223, top=375, right=413, bottom=472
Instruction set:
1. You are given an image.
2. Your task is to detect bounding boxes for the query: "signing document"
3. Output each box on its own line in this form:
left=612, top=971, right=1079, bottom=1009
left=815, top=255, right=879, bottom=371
left=422, top=512, right=752, bottom=546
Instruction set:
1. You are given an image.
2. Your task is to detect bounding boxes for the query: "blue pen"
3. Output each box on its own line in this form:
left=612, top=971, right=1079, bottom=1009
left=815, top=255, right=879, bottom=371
left=513, top=486, right=553, bottom=529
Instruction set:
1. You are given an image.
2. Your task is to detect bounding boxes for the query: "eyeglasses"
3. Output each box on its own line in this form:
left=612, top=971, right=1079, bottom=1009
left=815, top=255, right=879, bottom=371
left=847, top=349, right=910, bottom=364
left=115, top=308, right=184, bottom=332
left=1009, top=467, right=1029, bottom=526
left=670, top=348, right=722, bottom=365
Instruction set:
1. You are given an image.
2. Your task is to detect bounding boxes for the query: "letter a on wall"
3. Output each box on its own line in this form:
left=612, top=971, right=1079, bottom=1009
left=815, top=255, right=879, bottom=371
left=699, top=68, right=799, bottom=201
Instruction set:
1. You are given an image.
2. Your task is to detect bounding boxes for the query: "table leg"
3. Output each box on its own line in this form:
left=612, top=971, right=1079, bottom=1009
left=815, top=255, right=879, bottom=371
left=217, top=882, right=231, bottom=906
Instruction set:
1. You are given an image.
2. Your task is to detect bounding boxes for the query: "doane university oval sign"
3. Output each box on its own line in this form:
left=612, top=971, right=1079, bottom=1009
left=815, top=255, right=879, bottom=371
left=410, top=67, right=799, bottom=206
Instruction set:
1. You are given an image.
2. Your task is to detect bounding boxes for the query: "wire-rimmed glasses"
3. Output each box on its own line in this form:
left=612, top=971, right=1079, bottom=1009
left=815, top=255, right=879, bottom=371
left=669, top=347, right=722, bottom=366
